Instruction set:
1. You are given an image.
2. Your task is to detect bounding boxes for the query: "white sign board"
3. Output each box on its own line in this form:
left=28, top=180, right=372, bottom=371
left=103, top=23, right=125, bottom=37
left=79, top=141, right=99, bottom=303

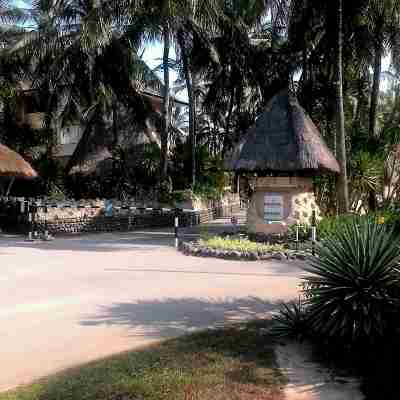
left=264, top=194, right=283, bottom=222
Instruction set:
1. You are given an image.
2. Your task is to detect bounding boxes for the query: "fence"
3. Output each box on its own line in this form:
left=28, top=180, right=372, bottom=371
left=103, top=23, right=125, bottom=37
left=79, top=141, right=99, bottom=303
left=0, top=197, right=241, bottom=235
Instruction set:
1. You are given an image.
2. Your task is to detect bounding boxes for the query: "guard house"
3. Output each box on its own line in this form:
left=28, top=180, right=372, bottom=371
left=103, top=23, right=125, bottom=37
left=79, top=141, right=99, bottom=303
left=227, top=89, right=340, bottom=235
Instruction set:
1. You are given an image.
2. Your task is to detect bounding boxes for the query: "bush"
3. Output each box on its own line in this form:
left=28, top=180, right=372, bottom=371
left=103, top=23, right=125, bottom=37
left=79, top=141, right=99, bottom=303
left=317, top=211, right=400, bottom=239
left=192, top=183, right=226, bottom=200
left=198, top=236, right=285, bottom=253
left=317, top=214, right=363, bottom=239
left=304, top=220, right=400, bottom=346
left=287, top=223, right=310, bottom=241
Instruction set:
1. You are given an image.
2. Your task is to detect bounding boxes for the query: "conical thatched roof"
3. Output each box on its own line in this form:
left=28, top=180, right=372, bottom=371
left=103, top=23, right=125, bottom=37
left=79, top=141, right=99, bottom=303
left=227, top=89, right=340, bottom=174
left=0, top=143, right=38, bottom=179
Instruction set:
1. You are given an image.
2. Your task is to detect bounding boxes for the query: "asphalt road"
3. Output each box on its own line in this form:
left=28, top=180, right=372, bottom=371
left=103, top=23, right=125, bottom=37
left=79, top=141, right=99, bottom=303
left=0, top=227, right=303, bottom=391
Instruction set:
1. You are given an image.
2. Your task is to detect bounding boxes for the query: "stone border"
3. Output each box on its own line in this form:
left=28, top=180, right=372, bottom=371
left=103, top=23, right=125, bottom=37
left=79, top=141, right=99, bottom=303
left=179, top=241, right=310, bottom=261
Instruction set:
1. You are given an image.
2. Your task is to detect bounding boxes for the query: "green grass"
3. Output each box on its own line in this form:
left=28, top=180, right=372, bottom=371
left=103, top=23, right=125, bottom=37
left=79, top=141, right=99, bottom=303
left=1, top=321, right=286, bottom=400
left=198, top=236, right=285, bottom=254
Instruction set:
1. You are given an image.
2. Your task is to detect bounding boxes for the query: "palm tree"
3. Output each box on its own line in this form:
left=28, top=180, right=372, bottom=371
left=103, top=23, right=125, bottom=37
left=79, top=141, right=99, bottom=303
left=335, top=0, right=349, bottom=212
left=190, top=0, right=277, bottom=156
left=7, top=0, right=159, bottom=167
left=126, top=0, right=221, bottom=185
left=287, top=0, right=374, bottom=213
left=123, top=0, right=177, bottom=182
left=365, top=0, right=400, bottom=138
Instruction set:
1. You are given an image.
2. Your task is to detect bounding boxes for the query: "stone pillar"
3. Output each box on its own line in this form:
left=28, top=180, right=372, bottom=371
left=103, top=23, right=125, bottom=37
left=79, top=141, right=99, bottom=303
left=247, top=176, right=321, bottom=235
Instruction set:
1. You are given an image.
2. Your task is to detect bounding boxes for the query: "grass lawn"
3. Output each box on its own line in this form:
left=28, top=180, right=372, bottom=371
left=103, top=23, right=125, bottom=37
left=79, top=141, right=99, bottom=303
left=0, top=320, right=286, bottom=400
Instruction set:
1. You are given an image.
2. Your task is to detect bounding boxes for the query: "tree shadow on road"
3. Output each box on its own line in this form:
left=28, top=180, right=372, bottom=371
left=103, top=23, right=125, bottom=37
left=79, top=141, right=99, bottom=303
left=80, top=296, right=283, bottom=338
left=0, top=232, right=177, bottom=252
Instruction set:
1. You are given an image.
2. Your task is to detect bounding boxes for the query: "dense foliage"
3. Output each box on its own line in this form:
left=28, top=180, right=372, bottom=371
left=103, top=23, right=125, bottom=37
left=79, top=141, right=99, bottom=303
left=277, top=221, right=400, bottom=350
left=0, top=0, right=398, bottom=208
left=317, top=210, right=400, bottom=238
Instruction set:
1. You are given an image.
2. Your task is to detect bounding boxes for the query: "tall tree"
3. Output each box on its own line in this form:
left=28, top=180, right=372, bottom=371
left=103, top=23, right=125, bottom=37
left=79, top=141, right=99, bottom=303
left=7, top=0, right=159, bottom=170
left=177, top=28, right=196, bottom=185
left=160, top=20, right=171, bottom=180
left=366, top=0, right=400, bottom=138
left=335, top=0, right=349, bottom=213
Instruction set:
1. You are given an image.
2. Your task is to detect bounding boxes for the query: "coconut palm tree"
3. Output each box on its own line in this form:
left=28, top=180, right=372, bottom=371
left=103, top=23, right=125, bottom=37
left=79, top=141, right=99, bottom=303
left=124, top=0, right=222, bottom=185
left=335, top=0, right=349, bottom=212
left=364, top=0, right=400, bottom=138
left=6, top=0, right=160, bottom=167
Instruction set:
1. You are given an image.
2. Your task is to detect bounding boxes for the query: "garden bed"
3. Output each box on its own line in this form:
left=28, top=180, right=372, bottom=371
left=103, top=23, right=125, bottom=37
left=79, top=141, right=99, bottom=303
left=179, top=235, right=311, bottom=261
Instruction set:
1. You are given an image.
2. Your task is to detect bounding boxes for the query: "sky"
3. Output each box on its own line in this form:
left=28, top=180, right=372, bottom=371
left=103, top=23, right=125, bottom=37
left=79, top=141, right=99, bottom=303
left=140, top=41, right=187, bottom=100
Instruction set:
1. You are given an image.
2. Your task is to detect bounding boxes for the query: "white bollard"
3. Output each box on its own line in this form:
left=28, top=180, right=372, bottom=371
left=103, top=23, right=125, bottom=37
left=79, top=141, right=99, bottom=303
left=174, top=217, right=179, bottom=248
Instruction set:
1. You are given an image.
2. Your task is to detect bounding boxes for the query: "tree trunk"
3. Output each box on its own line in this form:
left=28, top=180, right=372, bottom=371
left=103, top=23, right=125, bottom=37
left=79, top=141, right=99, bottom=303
left=5, top=177, right=15, bottom=196
left=160, top=22, right=171, bottom=180
left=335, top=0, right=349, bottom=214
left=369, top=40, right=383, bottom=138
left=177, top=29, right=196, bottom=186
left=367, top=40, right=383, bottom=210
left=223, top=86, right=235, bottom=155
left=112, top=99, right=118, bottom=147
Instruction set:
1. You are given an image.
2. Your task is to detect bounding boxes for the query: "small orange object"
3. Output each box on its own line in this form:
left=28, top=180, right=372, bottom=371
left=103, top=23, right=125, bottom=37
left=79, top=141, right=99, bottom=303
left=378, top=216, right=385, bottom=225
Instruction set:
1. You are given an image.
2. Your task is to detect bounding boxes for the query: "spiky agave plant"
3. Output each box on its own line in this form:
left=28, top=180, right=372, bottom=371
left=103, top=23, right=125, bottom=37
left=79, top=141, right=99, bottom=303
left=271, top=298, right=311, bottom=341
left=304, top=220, right=400, bottom=346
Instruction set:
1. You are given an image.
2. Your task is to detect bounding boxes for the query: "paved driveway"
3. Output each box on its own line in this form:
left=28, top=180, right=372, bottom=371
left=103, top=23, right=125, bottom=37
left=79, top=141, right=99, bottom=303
left=0, top=227, right=304, bottom=391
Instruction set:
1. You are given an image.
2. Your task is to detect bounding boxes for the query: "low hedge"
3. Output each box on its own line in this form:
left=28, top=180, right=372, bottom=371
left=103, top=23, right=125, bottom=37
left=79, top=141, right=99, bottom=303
left=317, top=211, right=400, bottom=239
left=198, top=236, right=285, bottom=254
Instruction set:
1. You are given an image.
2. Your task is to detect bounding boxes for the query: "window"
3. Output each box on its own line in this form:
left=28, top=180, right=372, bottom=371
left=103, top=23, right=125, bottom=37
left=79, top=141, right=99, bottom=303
left=264, top=194, right=283, bottom=222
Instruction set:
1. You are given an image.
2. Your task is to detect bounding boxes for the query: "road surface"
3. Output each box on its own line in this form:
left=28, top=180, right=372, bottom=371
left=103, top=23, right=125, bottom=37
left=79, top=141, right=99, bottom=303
left=0, top=224, right=303, bottom=391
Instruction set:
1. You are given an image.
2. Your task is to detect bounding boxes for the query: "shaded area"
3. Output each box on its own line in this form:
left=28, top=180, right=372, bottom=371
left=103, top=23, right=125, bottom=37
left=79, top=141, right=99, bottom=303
left=81, top=297, right=282, bottom=338
left=0, top=321, right=285, bottom=400
left=105, top=267, right=301, bottom=278
left=276, top=342, right=364, bottom=400
left=0, top=214, right=247, bottom=252
left=0, top=230, right=182, bottom=252
left=357, top=336, right=400, bottom=400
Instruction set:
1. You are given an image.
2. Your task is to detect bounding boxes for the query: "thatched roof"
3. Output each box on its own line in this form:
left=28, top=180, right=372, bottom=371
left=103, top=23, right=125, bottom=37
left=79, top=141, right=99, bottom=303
left=227, top=89, right=340, bottom=174
left=0, top=143, right=37, bottom=179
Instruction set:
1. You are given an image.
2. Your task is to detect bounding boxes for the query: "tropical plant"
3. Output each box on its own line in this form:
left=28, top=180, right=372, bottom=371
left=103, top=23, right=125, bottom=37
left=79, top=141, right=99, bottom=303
left=271, top=299, right=311, bottom=341
left=335, top=0, right=349, bottom=213
left=363, top=0, right=400, bottom=138
left=7, top=0, right=159, bottom=167
left=304, top=220, right=400, bottom=346
left=350, top=151, right=384, bottom=211
left=126, top=0, right=222, bottom=182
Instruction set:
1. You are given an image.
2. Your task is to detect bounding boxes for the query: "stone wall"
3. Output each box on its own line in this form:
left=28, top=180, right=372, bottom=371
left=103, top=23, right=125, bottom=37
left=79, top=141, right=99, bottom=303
left=35, top=210, right=198, bottom=234
left=247, top=177, right=321, bottom=235
left=0, top=196, right=240, bottom=235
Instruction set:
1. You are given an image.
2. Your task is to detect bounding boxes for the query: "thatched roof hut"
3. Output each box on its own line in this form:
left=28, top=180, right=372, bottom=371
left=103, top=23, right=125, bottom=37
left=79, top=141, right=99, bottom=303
left=227, top=89, right=340, bottom=175
left=0, top=143, right=37, bottom=179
